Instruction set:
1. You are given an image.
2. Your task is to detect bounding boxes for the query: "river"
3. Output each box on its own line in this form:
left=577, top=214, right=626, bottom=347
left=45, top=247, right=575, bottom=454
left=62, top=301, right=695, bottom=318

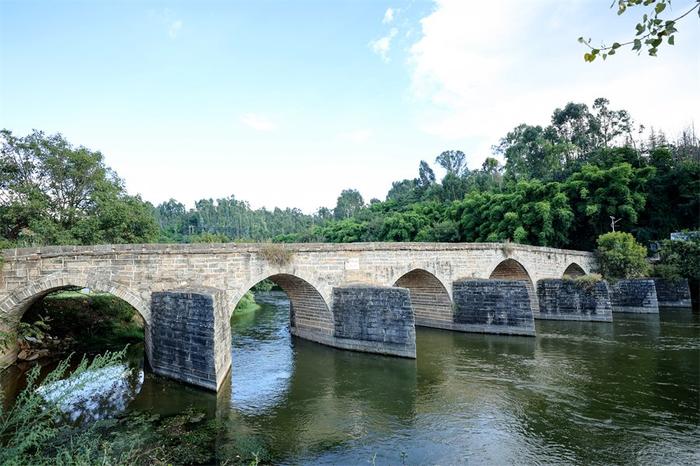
left=2, top=290, right=699, bottom=464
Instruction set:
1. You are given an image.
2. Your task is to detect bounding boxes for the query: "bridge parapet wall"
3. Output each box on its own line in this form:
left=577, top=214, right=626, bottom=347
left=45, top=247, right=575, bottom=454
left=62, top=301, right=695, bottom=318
left=0, top=242, right=596, bottom=370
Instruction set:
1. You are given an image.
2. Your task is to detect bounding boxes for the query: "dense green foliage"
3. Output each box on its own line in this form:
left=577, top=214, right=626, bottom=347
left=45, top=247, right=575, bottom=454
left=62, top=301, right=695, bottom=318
left=596, top=232, right=650, bottom=279
left=654, top=237, right=700, bottom=282
left=24, top=291, right=144, bottom=351
left=0, top=130, right=158, bottom=247
left=234, top=291, right=260, bottom=314
left=2, top=98, right=698, bottom=258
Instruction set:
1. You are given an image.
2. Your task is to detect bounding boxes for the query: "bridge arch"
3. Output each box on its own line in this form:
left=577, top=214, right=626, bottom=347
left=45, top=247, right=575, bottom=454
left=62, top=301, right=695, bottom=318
left=0, top=272, right=150, bottom=324
left=393, top=269, right=453, bottom=327
left=232, top=273, right=334, bottom=339
left=488, top=258, right=538, bottom=312
left=563, top=262, right=586, bottom=278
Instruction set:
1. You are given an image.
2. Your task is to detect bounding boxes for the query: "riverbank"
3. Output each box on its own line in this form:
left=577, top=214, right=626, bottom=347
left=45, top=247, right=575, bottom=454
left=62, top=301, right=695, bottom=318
left=16, top=291, right=145, bottom=362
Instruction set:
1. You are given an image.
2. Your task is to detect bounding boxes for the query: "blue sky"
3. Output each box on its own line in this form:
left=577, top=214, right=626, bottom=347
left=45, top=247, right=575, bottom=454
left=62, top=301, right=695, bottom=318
left=1, top=0, right=698, bottom=212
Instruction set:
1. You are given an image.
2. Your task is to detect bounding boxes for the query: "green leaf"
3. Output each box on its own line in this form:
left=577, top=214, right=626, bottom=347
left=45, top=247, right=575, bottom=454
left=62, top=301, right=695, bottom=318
left=611, top=42, right=621, bottom=49
left=655, top=2, right=666, bottom=14
left=632, top=39, right=642, bottom=51
left=668, top=35, right=674, bottom=45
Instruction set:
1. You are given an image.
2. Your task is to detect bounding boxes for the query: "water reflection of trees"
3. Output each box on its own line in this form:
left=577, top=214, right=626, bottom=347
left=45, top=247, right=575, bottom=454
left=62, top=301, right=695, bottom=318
left=510, top=312, right=699, bottom=464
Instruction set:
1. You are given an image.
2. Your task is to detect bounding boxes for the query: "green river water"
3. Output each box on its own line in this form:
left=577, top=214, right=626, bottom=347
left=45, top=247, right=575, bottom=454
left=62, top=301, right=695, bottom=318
left=2, top=291, right=699, bottom=464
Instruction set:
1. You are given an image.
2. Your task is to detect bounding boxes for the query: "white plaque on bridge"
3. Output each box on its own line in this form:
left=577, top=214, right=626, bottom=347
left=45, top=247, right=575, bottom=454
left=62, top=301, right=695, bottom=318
left=345, top=258, right=360, bottom=270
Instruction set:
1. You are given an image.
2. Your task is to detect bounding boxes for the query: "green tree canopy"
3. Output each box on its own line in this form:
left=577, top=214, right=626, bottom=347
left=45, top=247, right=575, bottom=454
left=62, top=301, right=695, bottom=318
left=0, top=129, right=158, bottom=246
left=596, top=231, right=650, bottom=279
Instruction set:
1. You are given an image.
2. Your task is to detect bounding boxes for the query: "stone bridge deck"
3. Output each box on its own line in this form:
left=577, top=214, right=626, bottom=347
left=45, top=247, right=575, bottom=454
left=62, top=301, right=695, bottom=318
left=0, top=242, right=597, bottom=389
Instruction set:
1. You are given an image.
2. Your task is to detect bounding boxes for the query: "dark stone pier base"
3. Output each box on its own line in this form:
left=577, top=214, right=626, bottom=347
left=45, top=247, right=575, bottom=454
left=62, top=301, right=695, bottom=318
left=652, top=278, right=692, bottom=308
left=536, top=279, right=613, bottom=322
left=451, top=280, right=535, bottom=336
left=150, top=288, right=232, bottom=391
left=611, top=279, right=659, bottom=313
left=331, top=286, right=416, bottom=358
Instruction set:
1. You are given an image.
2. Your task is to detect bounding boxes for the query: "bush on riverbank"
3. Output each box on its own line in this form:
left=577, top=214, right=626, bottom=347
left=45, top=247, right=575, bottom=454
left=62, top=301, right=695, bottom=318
left=22, top=291, right=144, bottom=356
left=596, top=232, right=650, bottom=280
left=234, top=291, right=260, bottom=315
left=0, top=348, right=269, bottom=465
left=654, top=237, right=700, bottom=308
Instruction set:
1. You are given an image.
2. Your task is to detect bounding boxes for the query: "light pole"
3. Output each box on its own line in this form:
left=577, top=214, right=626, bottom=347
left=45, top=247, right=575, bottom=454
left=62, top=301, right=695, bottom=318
left=610, top=216, right=621, bottom=232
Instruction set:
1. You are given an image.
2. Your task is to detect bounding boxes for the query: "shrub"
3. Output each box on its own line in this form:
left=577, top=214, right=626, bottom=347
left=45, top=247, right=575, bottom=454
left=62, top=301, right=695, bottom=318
left=596, top=232, right=650, bottom=279
left=258, top=243, right=293, bottom=266
left=0, top=349, right=129, bottom=464
left=654, top=237, right=700, bottom=281
left=571, top=273, right=604, bottom=290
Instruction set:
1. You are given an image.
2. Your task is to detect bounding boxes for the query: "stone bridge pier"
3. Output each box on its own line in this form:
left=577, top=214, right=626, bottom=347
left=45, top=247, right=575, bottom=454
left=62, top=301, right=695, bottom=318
left=0, top=242, right=597, bottom=391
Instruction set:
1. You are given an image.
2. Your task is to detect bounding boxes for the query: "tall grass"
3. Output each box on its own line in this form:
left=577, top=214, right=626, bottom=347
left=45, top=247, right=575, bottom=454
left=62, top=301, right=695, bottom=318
left=0, top=348, right=129, bottom=464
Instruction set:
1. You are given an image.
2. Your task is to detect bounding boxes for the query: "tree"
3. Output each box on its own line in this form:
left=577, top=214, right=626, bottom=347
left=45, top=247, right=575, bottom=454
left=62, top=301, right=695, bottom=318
left=333, top=189, right=364, bottom=220
left=565, top=161, right=654, bottom=247
left=417, top=160, right=436, bottom=189
left=592, top=98, right=634, bottom=148
left=0, top=129, right=158, bottom=246
left=497, top=124, right=564, bottom=180
left=435, top=150, right=467, bottom=177
left=551, top=102, right=600, bottom=162
left=596, top=231, right=650, bottom=279
left=579, top=0, right=699, bottom=61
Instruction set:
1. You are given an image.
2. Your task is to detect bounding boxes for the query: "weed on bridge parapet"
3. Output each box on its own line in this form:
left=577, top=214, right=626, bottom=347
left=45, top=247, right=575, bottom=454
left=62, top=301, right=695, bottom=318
left=258, top=243, right=294, bottom=267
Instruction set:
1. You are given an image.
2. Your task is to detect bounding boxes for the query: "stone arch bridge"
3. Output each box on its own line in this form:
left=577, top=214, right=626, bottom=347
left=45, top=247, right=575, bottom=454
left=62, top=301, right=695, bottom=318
left=0, top=242, right=595, bottom=390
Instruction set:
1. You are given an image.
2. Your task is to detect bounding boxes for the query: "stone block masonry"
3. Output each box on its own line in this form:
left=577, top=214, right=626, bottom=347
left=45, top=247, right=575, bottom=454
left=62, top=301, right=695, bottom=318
left=332, top=286, right=416, bottom=358
left=1, top=241, right=597, bottom=375
left=611, top=279, right=659, bottom=313
left=150, top=288, right=232, bottom=391
left=452, top=280, right=535, bottom=336
left=652, top=278, right=692, bottom=308
left=536, top=279, right=612, bottom=321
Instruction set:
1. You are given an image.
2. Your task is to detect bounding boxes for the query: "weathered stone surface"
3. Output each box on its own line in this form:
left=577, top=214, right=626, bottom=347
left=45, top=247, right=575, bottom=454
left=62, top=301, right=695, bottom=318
left=452, top=279, right=535, bottom=336
left=537, top=279, right=612, bottom=321
left=0, top=241, right=596, bottom=370
left=332, top=286, right=416, bottom=358
left=652, top=278, right=692, bottom=308
left=150, top=288, right=231, bottom=391
left=611, top=279, right=659, bottom=313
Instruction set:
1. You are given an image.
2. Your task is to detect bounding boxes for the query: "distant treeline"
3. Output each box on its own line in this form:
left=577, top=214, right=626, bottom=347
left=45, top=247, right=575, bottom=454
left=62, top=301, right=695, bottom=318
left=2, top=98, right=698, bottom=251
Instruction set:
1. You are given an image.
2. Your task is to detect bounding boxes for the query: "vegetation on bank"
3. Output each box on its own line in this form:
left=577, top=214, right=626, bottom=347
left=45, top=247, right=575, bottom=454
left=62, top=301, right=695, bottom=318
left=15, top=291, right=145, bottom=361
left=234, top=291, right=260, bottom=315
left=2, top=98, right=697, bottom=253
left=1, top=98, right=699, bottom=295
left=596, top=232, right=650, bottom=280
left=0, top=349, right=268, bottom=465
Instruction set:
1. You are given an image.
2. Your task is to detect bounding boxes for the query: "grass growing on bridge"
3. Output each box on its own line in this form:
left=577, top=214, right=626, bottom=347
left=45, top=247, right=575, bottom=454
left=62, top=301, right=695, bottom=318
left=258, top=243, right=293, bottom=266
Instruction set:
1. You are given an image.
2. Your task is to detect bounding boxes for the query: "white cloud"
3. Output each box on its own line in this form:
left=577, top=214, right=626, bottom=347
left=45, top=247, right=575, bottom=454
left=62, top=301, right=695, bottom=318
left=150, top=9, right=183, bottom=39
left=408, top=0, right=699, bottom=164
left=240, top=113, right=277, bottom=132
left=340, top=129, right=373, bottom=143
left=370, top=27, right=398, bottom=62
left=383, top=8, right=395, bottom=24
left=168, top=19, right=183, bottom=39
